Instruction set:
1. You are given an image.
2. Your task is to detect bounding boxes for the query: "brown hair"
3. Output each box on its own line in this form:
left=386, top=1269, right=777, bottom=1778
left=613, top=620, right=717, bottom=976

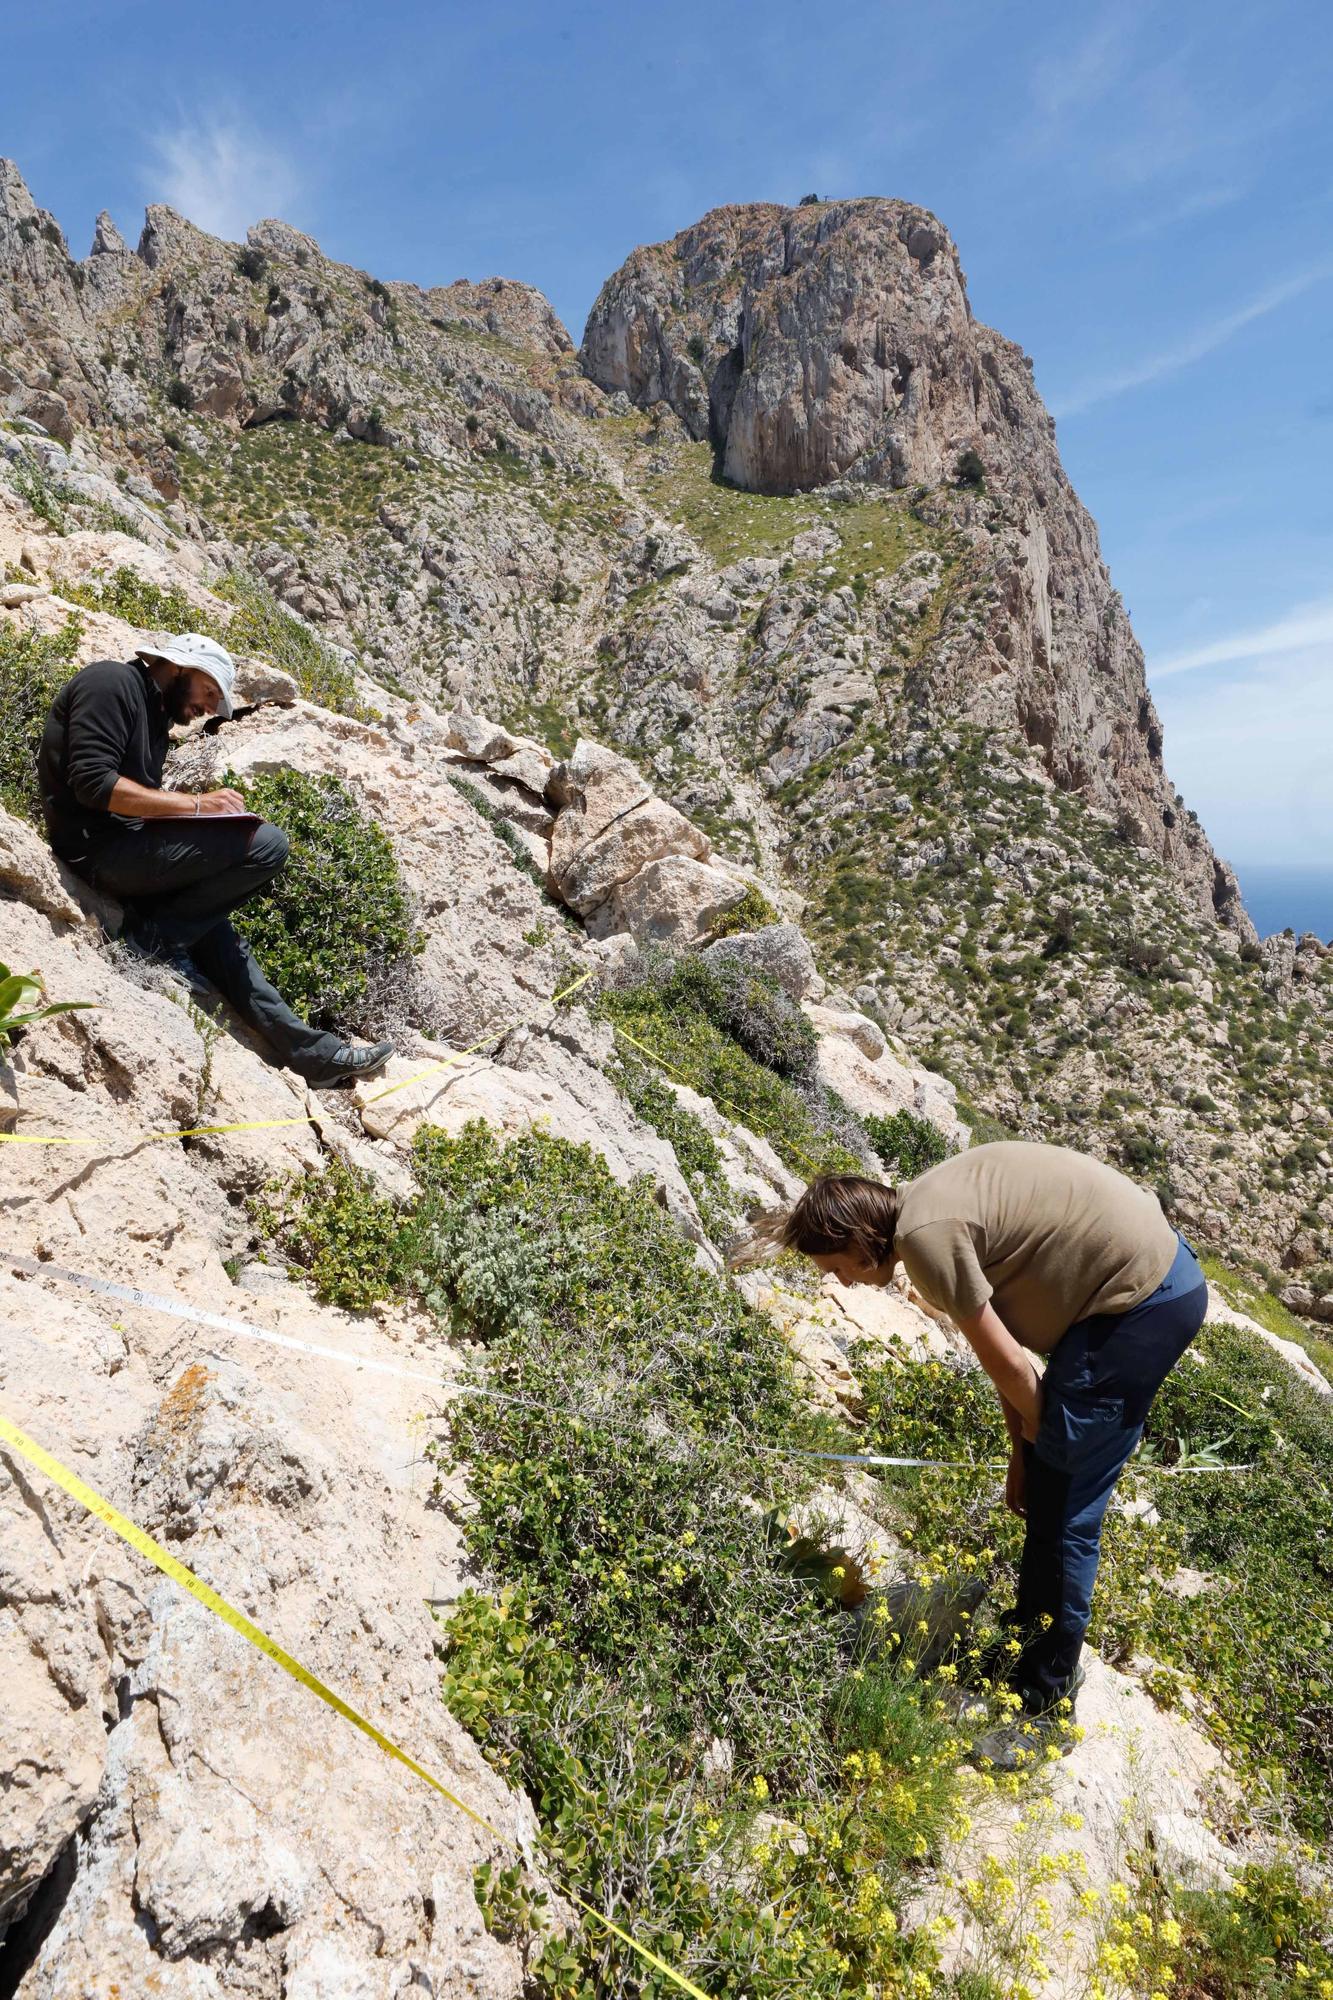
left=729, top=1175, right=900, bottom=1271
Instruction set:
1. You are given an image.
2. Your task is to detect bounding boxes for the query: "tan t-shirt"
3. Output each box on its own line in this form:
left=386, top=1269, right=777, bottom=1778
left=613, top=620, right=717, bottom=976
left=894, top=1142, right=1178, bottom=1352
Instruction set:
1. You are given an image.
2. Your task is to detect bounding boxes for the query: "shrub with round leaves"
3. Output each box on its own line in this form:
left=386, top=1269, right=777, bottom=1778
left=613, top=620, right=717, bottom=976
left=225, top=766, right=418, bottom=1031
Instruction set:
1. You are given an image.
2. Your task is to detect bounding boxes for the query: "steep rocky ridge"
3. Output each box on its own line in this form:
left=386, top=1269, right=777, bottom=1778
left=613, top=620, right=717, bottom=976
left=1, top=158, right=1328, bottom=1282
left=1, top=398, right=1328, bottom=1990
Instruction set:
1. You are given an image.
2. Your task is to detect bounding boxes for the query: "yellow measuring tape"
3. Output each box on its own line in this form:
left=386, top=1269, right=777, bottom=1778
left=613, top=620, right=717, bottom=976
left=0, top=1406, right=710, bottom=1998
left=0, top=970, right=596, bottom=1149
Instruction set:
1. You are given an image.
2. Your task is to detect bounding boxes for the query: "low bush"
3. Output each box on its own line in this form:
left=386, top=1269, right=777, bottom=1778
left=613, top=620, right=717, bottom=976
left=597, top=951, right=864, bottom=1179
left=865, top=1107, right=950, bottom=1180
left=61, top=563, right=204, bottom=633
left=0, top=614, right=83, bottom=821
left=225, top=767, right=419, bottom=1030
left=1174, top=1859, right=1333, bottom=1996
left=706, top=883, right=780, bottom=940
left=252, top=1157, right=408, bottom=1312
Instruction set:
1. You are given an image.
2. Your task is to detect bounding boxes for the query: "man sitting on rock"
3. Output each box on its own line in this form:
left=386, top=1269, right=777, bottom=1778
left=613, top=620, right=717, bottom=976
left=742, top=1141, right=1209, bottom=1769
left=36, top=631, right=392, bottom=1088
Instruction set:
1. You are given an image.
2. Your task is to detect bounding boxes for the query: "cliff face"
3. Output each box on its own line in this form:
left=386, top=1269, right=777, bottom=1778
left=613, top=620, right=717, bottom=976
left=1, top=160, right=1329, bottom=1276
left=581, top=197, right=1242, bottom=930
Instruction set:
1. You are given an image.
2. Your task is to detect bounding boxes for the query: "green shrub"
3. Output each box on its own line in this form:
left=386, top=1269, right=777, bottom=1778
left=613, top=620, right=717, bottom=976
left=251, top=1157, right=408, bottom=1312
left=706, top=883, right=780, bottom=940
left=1175, top=1860, right=1333, bottom=1996
left=617, top=949, right=818, bottom=1082
left=225, top=767, right=418, bottom=1030
left=598, top=958, right=862, bottom=1178
left=865, top=1108, right=950, bottom=1180
left=0, top=615, right=82, bottom=821
left=62, top=564, right=210, bottom=634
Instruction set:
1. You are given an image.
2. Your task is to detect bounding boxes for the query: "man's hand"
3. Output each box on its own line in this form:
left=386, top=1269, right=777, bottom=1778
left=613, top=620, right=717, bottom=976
left=107, top=777, right=248, bottom=820
left=1005, top=1441, right=1027, bottom=1518
left=195, top=788, right=247, bottom=815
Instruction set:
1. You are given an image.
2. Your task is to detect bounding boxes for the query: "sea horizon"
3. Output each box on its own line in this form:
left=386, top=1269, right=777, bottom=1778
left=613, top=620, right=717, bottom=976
left=1233, top=861, right=1333, bottom=943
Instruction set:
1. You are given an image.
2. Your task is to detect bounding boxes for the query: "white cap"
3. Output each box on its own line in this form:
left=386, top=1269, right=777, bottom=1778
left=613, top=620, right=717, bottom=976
left=134, top=631, right=237, bottom=719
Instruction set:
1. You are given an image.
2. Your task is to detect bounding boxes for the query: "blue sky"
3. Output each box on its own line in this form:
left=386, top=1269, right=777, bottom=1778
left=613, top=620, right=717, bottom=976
left=4, top=0, right=1331, bottom=904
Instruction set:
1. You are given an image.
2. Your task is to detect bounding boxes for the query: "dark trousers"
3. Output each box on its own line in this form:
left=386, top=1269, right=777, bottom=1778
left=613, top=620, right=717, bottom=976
left=1008, top=1235, right=1209, bottom=1709
left=77, top=819, right=342, bottom=1080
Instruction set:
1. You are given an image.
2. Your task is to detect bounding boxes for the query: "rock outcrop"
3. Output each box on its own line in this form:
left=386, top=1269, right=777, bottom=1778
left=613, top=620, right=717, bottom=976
left=1, top=157, right=1329, bottom=1276
left=580, top=197, right=1244, bottom=931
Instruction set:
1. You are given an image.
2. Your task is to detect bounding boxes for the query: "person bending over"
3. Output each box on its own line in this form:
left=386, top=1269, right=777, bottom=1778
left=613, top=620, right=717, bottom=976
left=750, top=1140, right=1207, bottom=1767
left=36, top=631, right=392, bottom=1088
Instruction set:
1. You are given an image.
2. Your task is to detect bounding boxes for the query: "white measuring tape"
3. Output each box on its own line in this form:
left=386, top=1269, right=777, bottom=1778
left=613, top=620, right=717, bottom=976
left=2, top=1250, right=1254, bottom=1476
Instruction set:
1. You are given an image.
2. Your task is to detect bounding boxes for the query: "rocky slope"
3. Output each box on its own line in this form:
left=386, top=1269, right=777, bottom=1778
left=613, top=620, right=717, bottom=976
left=3, top=161, right=1327, bottom=1279
left=4, top=367, right=1332, bottom=1989
left=0, top=530, right=1290, bottom=1992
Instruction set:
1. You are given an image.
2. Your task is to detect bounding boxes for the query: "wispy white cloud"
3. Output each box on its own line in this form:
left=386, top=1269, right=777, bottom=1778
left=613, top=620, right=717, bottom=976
left=1152, top=596, right=1333, bottom=678
left=1154, top=637, right=1333, bottom=867
left=145, top=116, right=303, bottom=241
left=1115, top=180, right=1244, bottom=240
left=1029, top=11, right=1139, bottom=125
left=1051, top=264, right=1331, bottom=418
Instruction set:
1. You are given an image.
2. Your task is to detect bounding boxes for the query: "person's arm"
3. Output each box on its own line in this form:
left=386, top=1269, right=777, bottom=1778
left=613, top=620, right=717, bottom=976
left=106, top=777, right=246, bottom=818
left=64, top=670, right=244, bottom=820
left=956, top=1299, right=1043, bottom=1441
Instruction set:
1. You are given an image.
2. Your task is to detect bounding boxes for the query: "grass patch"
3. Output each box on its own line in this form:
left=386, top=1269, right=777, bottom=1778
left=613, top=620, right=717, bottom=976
left=604, top=427, right=934, bottom=583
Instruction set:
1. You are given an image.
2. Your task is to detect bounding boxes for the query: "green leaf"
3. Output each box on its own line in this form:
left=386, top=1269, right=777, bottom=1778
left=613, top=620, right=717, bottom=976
left=1, top=1000, right=97, bottom=1032
left=0, top=972, right=42, bottom=1018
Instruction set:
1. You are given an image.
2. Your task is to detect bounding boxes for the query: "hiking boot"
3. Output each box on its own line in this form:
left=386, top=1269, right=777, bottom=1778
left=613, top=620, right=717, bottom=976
left=306, top=1040, right=394, bottom=1089
left=969, top=1670, right=1085, bottom=1774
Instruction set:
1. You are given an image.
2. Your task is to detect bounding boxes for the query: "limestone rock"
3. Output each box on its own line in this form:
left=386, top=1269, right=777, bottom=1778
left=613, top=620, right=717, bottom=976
left=0, top=807, right=93, bottom=926
left=232, top=657, right=300, bottom=706
left=805, top=1000, right=883, bottom=1057
left=702, top=924, right=825, bottom=1002
left=594, top=854, right=746, bottom=945
left=1150, top=1809, right=1236, bottom=1892
left=547, top=739, right=711, bottom=924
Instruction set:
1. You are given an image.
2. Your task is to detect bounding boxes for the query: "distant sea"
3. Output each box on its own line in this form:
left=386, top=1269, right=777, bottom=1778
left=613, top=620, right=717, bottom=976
left=1234, top=863, right=1333, bottom=942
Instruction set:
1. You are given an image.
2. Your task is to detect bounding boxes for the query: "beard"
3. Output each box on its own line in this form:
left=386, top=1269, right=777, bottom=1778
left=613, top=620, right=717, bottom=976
left=164, top=670, right=197, bottom=725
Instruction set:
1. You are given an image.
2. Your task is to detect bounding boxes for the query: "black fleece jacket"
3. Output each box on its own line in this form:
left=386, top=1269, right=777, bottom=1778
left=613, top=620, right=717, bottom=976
left=36, top=657, right=170, bottom=858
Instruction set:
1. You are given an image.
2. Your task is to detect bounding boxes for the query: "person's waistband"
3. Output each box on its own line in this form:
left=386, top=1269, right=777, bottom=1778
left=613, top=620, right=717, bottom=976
left=1152, top=1231, right=1206, bottom=1305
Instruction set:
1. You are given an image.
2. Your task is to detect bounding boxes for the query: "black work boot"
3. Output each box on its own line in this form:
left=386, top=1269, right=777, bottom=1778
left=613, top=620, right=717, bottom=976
left=306, top=1040, right=394, bottom=1089
left=969, top=1668, right=1085, bottom=1773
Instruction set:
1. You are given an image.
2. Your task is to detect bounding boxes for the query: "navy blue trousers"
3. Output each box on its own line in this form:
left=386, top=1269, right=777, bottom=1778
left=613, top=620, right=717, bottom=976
left=1008, top=1235, right=1209, bottom=1709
